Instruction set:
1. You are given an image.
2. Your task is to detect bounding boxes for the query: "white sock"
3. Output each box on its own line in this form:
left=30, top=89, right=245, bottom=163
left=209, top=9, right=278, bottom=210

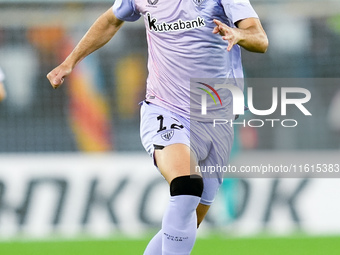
left=161, top=195, right=200, bottom=255
left=143, top=230, right=162, bottom=255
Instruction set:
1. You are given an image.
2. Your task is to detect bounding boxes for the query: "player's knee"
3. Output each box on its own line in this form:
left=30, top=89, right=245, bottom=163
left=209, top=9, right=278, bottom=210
left=170, top=175, right=203, bottom=197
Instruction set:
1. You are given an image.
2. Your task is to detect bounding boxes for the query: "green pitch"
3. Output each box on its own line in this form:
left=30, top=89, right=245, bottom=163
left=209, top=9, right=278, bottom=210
left=0, top=235, right=339, bottom=255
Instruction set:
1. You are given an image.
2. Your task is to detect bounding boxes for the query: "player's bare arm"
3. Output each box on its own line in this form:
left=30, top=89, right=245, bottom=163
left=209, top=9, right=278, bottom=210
left=46, top=8, right=124, bottom=89
left=213, top=18, right=268, bottom=53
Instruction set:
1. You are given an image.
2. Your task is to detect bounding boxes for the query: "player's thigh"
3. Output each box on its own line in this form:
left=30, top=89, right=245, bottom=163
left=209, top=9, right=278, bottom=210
left=154, top=143, right=199, bottom=184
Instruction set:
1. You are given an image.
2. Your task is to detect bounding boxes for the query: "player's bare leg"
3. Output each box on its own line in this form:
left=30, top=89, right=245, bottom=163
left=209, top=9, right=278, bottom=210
left=155, top=143, right=197, bottom=183
left=144, top=143, right=204, bottom=255
left=196, top=203, right=210, bottom=228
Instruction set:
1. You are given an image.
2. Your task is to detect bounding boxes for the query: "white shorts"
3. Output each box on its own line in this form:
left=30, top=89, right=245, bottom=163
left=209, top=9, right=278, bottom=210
left=140, top=101, right=234, bottom=205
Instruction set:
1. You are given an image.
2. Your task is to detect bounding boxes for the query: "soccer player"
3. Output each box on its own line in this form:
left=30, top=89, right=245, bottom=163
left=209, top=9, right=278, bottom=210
left=0, top=67, right=6, bottom=102
left=47, top=0, right=268, bottom=254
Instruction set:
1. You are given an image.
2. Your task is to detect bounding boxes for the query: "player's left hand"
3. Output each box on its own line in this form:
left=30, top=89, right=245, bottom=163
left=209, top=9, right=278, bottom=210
left=212, top=19, right=241, bottom=52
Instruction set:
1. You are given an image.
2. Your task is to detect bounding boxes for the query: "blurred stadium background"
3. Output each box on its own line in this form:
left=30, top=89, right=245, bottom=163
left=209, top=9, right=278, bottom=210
left=0, top=0, right=340, bottom=254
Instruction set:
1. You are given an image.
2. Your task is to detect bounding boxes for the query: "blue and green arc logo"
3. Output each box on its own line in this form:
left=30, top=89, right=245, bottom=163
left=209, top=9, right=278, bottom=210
left=197, top=82, right=223, bottom=106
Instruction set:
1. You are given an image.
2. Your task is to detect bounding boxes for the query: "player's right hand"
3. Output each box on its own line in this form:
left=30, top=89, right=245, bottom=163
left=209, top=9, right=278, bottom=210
left=46, top=64, right=72, bottom=89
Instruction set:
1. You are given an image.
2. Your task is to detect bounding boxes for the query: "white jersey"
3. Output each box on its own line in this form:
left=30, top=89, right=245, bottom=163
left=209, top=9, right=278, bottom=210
left=113, top=0, right=258, bottom=120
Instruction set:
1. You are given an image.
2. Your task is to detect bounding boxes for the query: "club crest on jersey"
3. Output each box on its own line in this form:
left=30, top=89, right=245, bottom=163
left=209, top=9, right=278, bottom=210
left=147, top=0, right=158, bottom=5
left=161, top=130, right=174, bottom=141
left=192, top=0, right=206, bottom=6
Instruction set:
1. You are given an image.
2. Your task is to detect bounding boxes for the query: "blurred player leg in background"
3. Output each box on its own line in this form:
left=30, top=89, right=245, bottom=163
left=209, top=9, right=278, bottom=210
left=0, top=67, right=6, bottom=102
